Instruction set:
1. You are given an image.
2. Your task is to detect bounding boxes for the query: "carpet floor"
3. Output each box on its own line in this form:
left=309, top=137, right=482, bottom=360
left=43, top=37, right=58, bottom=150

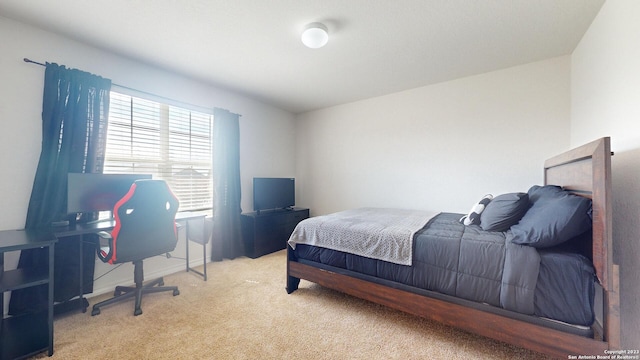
left=31, top=250, right=550, bottom=359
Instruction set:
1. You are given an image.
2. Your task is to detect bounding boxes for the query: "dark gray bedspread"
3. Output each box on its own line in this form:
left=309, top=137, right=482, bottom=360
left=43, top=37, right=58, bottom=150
left=292, top=212, right=595, bottom=326
left=411, top=212, right=539, bottom=314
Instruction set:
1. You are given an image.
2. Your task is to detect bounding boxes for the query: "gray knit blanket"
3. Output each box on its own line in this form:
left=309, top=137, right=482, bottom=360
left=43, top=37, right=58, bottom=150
left=288, top=208, right=437, bottom=266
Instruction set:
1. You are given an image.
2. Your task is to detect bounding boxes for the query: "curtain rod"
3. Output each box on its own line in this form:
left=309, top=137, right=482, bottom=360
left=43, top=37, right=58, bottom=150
left=22, top=57, right=226, bottom=115
left=25, top=57, right=136, bottom=93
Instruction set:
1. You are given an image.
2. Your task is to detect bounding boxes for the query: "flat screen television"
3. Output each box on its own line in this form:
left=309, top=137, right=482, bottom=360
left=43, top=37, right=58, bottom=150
left=67, top=173, right=152, bottom=216
left=253, top=177, right=295, bottom=213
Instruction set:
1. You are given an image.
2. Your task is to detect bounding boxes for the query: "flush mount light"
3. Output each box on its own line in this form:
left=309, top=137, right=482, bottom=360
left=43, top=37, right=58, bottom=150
left=301, top=22, right=329, bottom=49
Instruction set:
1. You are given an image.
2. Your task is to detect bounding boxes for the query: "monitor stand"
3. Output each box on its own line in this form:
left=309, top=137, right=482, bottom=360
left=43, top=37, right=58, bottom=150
left=84, top=211, right=114, bottom=225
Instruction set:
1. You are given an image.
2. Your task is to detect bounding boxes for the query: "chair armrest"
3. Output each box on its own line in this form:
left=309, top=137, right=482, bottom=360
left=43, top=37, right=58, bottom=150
left=96, top=231, right=114, bottom=263
left=96, top=231, right=112, bottom=240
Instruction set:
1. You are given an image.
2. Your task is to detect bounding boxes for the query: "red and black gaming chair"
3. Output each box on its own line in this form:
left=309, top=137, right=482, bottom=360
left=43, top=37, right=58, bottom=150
left=91, top=179, right=180, bottom=316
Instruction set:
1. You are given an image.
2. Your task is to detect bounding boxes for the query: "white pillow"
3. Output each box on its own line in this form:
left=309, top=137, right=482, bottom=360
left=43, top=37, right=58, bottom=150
left=459, top=194, right=493, bottom=226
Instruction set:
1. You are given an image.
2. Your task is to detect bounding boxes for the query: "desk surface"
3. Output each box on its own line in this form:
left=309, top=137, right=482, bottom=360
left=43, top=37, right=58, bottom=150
left=176, top=211, right=209, bottom=221
left=52, top=211, right=208, bottom=237
left=52, top=219, right=115, bottom=237
left=0, top=229, right=57, bottom=252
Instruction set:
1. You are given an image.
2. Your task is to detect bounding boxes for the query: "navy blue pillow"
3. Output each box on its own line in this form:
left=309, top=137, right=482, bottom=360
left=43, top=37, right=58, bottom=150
left=480, top=192, right=529, bottom=232
left=510, top=185, right=592, bottom=248
left=527, top=185, right=563, bottom=203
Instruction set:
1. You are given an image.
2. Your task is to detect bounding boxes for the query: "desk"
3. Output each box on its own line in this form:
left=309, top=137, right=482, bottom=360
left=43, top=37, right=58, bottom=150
left=176, top=212, right=209, bottom=281
left=52, top=212, right=208, bottom=313
left=52, top=219, right=116, bottom=313
left=1, top=229, right=57, bottom=359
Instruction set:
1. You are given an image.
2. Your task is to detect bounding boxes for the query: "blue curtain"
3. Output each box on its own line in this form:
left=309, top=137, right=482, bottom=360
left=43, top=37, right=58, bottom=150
left=211, top=108, right=244, bottom=260
left=9, top=63, right=111, bottom=315
left=25, top=63, right=111, bottom=228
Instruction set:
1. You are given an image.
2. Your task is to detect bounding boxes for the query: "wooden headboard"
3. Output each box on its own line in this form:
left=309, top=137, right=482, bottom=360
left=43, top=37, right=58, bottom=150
left=543, top=137, right=619, bottom=347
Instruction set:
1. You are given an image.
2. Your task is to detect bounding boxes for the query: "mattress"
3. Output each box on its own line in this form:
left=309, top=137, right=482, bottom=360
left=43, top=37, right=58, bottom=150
left=291, top=212, right=595, bottom=326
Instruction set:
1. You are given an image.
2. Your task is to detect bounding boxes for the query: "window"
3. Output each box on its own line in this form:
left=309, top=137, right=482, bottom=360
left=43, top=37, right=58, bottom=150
left=104, top=92, right=213, bottom=212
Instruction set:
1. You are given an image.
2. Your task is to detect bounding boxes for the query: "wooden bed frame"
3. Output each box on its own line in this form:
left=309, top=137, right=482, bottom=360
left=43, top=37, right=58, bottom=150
left=286, top=137, right=619, bottom=359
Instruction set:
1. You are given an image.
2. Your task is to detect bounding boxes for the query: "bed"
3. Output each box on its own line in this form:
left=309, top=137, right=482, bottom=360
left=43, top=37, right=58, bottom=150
left=285, top=137, right=619, bottom=358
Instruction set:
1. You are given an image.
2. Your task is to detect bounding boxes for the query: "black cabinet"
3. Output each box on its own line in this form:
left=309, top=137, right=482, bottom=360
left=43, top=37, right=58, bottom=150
left=241, top=208, right=309, bottom=258
left=1, top=229, right=57, bottom=360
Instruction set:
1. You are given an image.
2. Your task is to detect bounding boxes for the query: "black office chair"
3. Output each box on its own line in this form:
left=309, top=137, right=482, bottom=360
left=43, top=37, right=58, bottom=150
left=91, top=179, right=180, bottom=316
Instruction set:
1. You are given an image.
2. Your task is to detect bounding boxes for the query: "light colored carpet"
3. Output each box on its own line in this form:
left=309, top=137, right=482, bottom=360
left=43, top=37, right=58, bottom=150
left=32, top=250, right=550, bottom=359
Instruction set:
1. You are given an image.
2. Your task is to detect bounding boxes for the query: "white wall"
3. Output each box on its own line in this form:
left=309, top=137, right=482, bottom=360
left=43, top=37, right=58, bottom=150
left=571, top=0, right=640, bottom=349
left=295, top=56, right=571, bottom=216
left=0, top=16, right=296, bottom=296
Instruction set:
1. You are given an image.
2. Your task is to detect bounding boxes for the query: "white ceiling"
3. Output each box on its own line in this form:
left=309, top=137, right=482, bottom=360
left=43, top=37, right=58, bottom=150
left=0, top=0, right=604, bottom=114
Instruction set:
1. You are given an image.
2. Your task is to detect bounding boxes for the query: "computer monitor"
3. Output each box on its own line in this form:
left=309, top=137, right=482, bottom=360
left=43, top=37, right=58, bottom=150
left=67, top=173, right=152, bottom=216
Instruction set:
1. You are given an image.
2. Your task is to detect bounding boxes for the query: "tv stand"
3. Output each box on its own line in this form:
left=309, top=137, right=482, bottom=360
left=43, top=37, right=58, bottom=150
left=256, top=207, right=294, bottom=216
left=241, top=207, right=309, bottom=258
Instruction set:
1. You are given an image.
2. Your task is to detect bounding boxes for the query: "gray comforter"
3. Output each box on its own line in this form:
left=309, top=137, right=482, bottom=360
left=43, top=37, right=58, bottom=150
left=293, top=212, right=541, bottom=315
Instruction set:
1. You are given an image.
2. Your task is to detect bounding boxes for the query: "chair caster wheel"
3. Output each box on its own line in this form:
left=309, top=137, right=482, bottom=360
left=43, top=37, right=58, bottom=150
left=91, top=308, right=100, bottom=316
left=173, top=289, right=180, bottom=296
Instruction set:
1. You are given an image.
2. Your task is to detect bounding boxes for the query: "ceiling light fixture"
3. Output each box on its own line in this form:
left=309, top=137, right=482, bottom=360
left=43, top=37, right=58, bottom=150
left=301, top=22, right=329, bottom=49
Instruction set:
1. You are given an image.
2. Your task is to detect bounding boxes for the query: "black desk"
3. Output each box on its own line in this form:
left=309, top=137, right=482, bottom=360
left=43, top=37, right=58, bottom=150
left=0, top=229, right=57, bottom=359
left=52, top=212, right=208, bottom=313
left=52, top=219, right=117, bottom=313
left=178, top=212, right=209, bottom=281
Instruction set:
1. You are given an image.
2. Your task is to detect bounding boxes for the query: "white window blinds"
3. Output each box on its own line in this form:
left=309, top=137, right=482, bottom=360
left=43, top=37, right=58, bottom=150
left=104, top=92, right=213, bottom=212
